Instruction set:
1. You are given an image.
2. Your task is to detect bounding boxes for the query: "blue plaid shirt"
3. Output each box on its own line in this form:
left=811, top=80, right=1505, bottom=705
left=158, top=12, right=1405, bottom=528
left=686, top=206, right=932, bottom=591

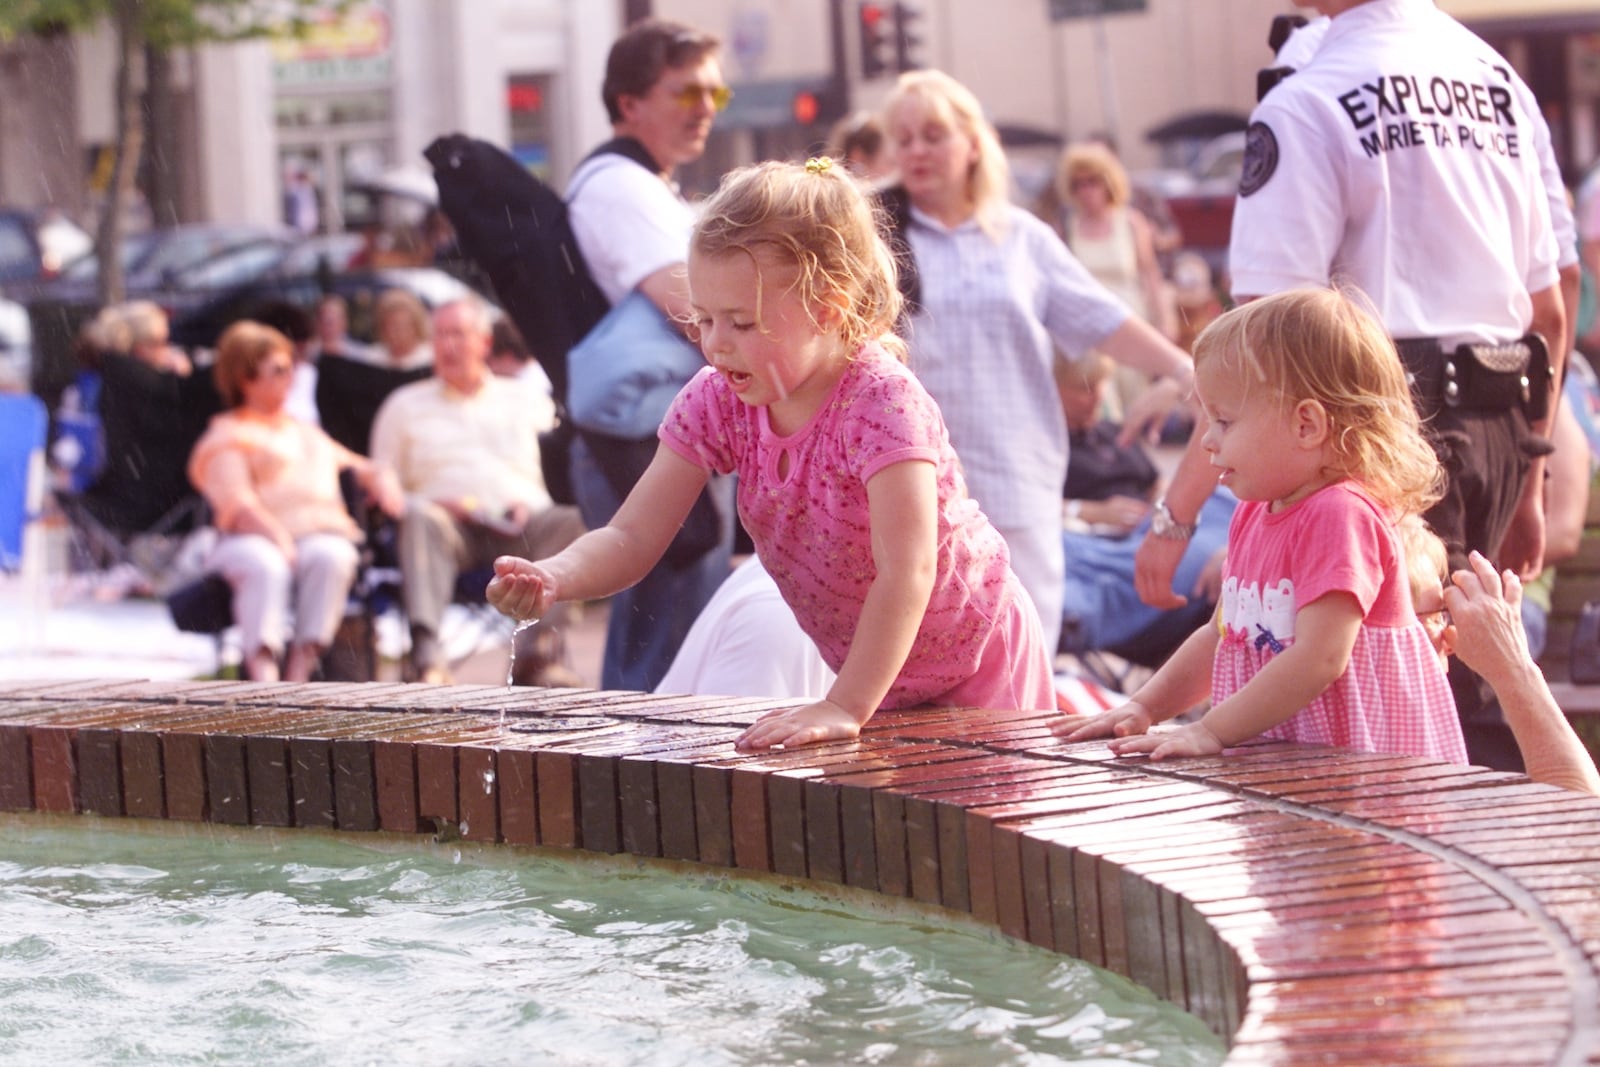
left=904, top=203, right=1129, bottom=528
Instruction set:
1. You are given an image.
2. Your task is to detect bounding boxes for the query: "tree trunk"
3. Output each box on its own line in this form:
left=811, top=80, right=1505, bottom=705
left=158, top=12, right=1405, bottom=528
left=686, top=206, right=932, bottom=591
left=142, top=42, right=180, bottom=229
left=96, top=0, right=145, bottom=307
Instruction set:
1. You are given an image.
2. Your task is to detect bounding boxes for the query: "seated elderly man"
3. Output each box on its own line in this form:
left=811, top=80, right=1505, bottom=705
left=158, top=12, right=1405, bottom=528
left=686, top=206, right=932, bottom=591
left=1055, top=351, right=1233, bottom=670
left=371, top=296, right=586, bottom=685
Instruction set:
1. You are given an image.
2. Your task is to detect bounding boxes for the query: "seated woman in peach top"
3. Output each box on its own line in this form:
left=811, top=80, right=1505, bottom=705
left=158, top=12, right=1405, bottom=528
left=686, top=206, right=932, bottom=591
left=188, top=321, right=402, bottom=681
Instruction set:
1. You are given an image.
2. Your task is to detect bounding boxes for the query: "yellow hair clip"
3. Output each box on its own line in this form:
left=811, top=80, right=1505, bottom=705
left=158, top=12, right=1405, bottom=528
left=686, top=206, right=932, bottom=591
left=805, top=156, right=833, bottom=175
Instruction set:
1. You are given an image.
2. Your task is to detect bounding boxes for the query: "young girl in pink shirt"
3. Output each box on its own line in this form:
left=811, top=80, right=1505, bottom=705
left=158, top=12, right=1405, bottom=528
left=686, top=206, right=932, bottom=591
left=488, top=158, right=1055, bottom=750
left=1058, top=288, right=1468, bottom=763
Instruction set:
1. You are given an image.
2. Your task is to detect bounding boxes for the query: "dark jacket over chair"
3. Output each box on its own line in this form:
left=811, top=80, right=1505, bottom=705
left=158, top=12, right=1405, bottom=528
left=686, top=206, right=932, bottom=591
left=80, top=352, right=219, bottom=536
left=314, top=353, right=431, bottom=457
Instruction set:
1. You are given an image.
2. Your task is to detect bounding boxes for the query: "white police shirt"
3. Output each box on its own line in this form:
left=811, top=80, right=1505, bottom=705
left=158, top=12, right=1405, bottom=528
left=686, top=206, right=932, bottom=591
left=1229, top=0, right=1560, bottom=347
left=1269, top=9, right=1576, bottom=273
left=1274, top=15, right=1327, bottom=70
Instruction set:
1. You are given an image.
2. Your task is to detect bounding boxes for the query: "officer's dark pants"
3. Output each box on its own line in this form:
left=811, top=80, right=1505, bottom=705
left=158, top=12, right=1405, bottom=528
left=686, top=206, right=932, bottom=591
left=1421, top=405, right=1542, bottom=771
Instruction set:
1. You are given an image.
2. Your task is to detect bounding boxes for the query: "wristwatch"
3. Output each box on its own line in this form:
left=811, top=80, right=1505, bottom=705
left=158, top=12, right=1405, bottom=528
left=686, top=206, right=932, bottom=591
left=1150, top=499, right=1198, bottom=541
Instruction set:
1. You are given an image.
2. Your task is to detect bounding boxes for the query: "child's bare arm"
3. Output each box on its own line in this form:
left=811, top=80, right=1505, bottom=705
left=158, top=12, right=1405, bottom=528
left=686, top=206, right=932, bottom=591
left=736, top=460, right=936, bottom=751
left=1054, top=620, right=1218, bottom=741
left=1111, top=592, right=1363, bottom=760
left=486, top=443, right=708, bottom=620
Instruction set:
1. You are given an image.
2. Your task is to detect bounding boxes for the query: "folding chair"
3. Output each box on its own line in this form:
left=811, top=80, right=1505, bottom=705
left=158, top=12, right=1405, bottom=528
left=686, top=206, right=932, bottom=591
left=0, top=393, right=50, bottom=655
left=359, top=521, right=518, bottom=682
left=0, top=392, right=48, bottom=573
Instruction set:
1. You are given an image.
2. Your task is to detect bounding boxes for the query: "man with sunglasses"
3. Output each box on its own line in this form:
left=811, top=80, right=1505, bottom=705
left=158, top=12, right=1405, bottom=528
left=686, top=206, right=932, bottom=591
left=564, top=18, right=736, bottom=692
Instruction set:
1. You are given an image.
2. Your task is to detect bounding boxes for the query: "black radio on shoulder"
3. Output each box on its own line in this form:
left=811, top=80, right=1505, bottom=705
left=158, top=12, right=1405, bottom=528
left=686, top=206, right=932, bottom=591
left=1267, top=13, right=1308, bottom=53
left=1257, top=14, right=1310, bottom=102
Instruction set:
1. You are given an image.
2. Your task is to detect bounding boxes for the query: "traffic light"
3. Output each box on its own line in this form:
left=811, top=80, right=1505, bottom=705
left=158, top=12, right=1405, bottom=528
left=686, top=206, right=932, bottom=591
left=859, top=1, right=892, bottom=80
left=893, top=2, right=926, bottom=71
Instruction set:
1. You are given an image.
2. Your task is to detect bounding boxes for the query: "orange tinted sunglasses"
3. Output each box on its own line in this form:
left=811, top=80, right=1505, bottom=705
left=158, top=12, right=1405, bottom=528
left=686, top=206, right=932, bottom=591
left=670, top=83, right=733, bottom=112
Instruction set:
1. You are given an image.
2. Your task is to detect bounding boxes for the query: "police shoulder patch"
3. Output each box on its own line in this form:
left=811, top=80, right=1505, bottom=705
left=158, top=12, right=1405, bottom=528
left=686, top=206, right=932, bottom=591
left=1238, top=121, right=1279, bottom=198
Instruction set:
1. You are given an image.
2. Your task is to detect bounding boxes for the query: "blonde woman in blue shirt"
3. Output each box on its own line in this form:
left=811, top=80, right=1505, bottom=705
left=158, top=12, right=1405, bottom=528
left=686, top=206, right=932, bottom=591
left=880, top=69, right=1194, bottom=655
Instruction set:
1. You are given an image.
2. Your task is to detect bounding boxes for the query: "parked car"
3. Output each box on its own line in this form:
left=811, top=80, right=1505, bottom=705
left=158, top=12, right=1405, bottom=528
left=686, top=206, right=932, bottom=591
left=127, top=231, right=367, bottom=341
left=26, top=221, right=487, bottom=406
left=42, top=222, right=298, bottom=296
left=24, top=223, right=302, bottom=404
left=168, top=264, right=497, bottom=352
left=1134, top=131, right=1246, bottom=279
left=0, top=208, right=92, bottom=290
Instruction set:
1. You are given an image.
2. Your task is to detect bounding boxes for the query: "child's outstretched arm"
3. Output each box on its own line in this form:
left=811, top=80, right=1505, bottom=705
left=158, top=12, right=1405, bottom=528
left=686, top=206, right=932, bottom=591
left=736, top=459, right=936, bottom=752
left=1111, top=592, right=1363, bottom=761
left=486, top=444, right=709, bottom=621
left=1054, top=620, right=1219, bottom=742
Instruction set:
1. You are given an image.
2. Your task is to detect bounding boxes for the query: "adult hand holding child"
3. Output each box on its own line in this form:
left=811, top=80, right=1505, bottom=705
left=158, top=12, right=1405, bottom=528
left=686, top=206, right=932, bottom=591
left=1446, top=551, right=1600, bottom=795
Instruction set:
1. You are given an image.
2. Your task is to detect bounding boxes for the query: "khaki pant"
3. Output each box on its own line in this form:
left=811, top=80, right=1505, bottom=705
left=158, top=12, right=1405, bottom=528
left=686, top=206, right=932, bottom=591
left=397, top=501, right=586, bottom=670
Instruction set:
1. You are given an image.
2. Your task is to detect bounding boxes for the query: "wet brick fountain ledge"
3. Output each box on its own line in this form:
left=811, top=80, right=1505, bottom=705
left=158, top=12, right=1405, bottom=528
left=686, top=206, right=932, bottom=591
left=2, top=677, right=1597, bottom=1065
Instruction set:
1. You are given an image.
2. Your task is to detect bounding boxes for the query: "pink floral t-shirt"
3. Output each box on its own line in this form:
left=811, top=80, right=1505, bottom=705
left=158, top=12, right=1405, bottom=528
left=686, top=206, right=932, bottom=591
left=1215, top=481, right=1467, bottom=763
left=659, top=347, right=1019, bottom=709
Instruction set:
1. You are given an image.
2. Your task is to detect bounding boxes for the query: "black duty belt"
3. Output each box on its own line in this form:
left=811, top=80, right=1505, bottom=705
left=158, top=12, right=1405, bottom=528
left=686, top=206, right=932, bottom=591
left=1393, top=334, right=1551, bottom=423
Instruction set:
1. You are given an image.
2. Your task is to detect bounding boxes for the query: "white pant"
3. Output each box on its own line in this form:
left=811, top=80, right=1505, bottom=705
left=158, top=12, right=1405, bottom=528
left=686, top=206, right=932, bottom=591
left=208, top=532, right=358, bottom=655
left=995, top=517, right=1064, bottom=656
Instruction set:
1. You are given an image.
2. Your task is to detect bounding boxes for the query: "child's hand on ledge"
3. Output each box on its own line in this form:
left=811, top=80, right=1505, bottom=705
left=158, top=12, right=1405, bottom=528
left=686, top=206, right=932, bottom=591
left=1107, top=720, right=1224, bottom=761
left=1052, top=700, right=1154, bottom=743
left=735, top=700, right=863, bottom=752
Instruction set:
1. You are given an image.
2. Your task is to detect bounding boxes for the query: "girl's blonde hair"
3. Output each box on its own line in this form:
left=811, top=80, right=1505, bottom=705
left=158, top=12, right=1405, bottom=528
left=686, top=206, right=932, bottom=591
left=1057, top=141, right=1131, bottom=208
left=692, top=158, right=905, bottom=360
left=881, top=69, right=1011, bottom=236
left=1192, top=287, right=1444, bottom=517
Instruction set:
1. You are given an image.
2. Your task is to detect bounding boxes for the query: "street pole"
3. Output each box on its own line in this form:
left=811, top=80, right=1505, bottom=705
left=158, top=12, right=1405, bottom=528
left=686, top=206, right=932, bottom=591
left=1093, top=12, right=1122, bottom=147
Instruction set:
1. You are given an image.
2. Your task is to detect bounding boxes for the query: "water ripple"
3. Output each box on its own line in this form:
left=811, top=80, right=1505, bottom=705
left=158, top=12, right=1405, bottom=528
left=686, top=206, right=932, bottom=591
left=0, top=818, right=1223, bottom=1067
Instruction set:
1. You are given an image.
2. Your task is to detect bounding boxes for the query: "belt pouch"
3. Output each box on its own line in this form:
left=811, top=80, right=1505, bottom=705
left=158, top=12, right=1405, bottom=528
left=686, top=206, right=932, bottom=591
left=1453, top=335, right=1547, bottom=421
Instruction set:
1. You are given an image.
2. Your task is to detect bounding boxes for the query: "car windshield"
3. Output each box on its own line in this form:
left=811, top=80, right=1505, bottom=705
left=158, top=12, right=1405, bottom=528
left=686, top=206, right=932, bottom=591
left=60, top=231, right=156, bottom=280
left=177, top=241, right=292, bottom=290
left=140, top=230, right=256, bottom=278
left=58, top=227, right=286, bottom=283
left=276, top=234, right=365, bottom=275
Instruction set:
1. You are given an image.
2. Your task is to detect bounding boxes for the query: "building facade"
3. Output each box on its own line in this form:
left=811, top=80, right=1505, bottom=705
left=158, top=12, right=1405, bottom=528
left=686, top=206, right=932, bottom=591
left=1, top=0, right=1597, bottom=233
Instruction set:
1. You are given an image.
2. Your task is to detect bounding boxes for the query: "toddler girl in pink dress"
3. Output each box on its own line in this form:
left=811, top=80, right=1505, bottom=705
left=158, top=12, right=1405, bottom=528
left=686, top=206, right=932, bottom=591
left=1059, top=288, right=1467, bottom=763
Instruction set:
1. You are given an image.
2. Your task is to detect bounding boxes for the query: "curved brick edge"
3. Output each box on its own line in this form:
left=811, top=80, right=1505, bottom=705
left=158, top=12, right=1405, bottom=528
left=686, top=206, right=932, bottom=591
left=2, top=678, right=1598, bottom=1066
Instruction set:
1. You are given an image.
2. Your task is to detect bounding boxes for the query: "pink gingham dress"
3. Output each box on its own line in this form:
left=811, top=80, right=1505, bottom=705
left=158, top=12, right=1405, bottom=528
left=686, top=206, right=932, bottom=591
left=1214, top=482, right=1467, bottom=763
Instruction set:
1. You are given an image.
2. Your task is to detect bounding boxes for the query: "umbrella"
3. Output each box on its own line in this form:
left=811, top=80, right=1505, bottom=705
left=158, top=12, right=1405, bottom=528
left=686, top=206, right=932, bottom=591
left=347, top=164, right=438, bottom=206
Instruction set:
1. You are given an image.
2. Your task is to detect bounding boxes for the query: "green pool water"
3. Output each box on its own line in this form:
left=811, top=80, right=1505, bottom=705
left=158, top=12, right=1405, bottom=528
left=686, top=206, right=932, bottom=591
left=0, top=816, right=1225, bottom=1066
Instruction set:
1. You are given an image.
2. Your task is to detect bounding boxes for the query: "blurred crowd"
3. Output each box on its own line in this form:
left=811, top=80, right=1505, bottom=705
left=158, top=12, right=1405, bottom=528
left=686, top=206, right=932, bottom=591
left=5, top=6, right=1596, bottom=794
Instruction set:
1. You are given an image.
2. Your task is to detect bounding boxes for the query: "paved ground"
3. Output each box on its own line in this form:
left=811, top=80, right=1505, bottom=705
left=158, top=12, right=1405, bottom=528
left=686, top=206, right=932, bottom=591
left=0, top=560, right=609, bottom=687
